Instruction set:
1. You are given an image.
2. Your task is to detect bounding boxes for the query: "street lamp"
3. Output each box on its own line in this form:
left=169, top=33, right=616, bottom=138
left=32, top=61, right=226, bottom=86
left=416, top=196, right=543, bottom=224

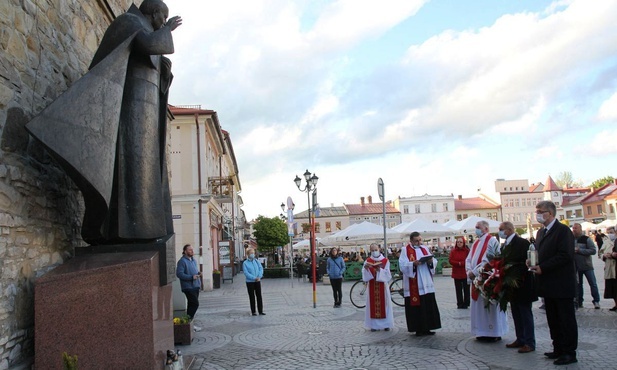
left=294, top=169, right=318, bottom=308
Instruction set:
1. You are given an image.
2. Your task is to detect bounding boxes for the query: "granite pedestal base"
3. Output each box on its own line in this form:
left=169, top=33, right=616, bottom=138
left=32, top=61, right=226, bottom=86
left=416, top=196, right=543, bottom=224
left=35, top=251, right=173, bottom=369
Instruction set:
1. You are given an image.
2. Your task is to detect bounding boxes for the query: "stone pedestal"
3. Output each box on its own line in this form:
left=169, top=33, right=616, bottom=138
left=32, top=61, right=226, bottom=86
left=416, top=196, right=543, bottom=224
left=35, top=251, right=173, bottom=369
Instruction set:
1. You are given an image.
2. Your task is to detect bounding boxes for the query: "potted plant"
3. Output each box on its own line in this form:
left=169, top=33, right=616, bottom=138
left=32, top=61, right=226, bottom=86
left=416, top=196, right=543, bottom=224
left=213, top=269, right=221, bottom=289
left=173, top=315, right=193, bottom=345
left=441, top=261, right=453, bottom=276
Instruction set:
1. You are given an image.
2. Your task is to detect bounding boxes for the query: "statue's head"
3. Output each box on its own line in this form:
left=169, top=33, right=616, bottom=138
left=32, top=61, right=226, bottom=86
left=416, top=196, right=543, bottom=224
left=140, top=0, right=169, bottom=30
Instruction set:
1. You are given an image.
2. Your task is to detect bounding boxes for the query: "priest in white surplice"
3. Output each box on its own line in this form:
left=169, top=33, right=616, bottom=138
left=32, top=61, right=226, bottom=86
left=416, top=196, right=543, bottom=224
left=465, top=220, right=508, bottom=342
left=399, top=232, right=442, bottom=336
left=362, top=244, right=393, bottom=331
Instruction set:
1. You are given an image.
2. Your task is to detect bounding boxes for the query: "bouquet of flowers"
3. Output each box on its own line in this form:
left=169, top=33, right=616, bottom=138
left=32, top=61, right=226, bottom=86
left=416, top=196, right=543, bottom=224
left=472, top=249, right=520, bottom=312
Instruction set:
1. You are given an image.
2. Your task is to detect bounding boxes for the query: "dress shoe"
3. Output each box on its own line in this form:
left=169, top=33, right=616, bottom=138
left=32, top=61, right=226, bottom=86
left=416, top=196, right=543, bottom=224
left=479, top=336, right=501, bottom=342
left=384, top=328, right=390, bottom=331
left=544, top=351, right=561, bottom=359
left=610, top=306, right=617, bottom=311
left=505, top=340, right=523, bottom=348
left=554, top=354, right=577, bottom=365
left=252, top=313, right=257, bottom=316
left=518, top=345, right=534, bottom=353
left=371, top=329, right=377, bottom=332
left=259, top=312, right=266, bottom=315
left=416, top=331, right=435, bottom=336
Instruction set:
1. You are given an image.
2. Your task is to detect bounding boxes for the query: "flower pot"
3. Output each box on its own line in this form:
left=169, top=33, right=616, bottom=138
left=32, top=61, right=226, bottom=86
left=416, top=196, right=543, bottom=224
left=213, top=273, right=221, bottom=289
left=441, top=267, right=452, bottom=276
left=174, top=323, right=193, bottom=345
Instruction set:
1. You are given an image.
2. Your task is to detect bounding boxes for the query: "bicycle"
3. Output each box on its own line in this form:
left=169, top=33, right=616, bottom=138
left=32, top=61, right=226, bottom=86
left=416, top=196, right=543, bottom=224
left=349, top=276, right=405, bottom=308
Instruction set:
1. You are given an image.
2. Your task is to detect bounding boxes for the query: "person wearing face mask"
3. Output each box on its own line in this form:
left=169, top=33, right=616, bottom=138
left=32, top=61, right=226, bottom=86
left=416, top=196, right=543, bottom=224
left=572, top=223, right=600, bottom=309
left=243, top=248, right=265, bottom=316
left=528, top=200, right=577, bottom=365
left=362, top=244, right=393, bottom=331
left=465, top=220, right=507, bottom=343
left=600, top=226, right=617, bottom=311
left=500, top=222, right=537, bottom=354
left=327, top=248, right=346, bottom=308
left=399, top=232, right=441, bottom=336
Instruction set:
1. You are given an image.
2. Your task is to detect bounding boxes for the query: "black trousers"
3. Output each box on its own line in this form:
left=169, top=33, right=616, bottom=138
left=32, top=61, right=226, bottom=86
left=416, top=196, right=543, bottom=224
left=454, top=278, right=470, bottom=308
left=183, top=289, right=200, bottom=319
left=330, top=278, right=343, bottom=305
left=246, top=281, right=264, bottom=314
left=545, top=297, right=578, bottom=356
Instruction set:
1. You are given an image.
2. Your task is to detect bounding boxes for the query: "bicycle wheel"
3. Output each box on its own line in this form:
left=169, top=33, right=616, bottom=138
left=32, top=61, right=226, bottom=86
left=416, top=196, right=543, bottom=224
left=349, top=281, right=367, bottom=308
left=389, top=278, right=405, bottom=307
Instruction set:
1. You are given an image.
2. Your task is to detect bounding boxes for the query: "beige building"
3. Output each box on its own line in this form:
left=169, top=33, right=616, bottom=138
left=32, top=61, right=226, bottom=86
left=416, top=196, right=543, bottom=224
left=169, top=106, right=245, bottom=290
left=393, top=194, right=456, bottom=224
left=495, top=178, right=544, bottom=227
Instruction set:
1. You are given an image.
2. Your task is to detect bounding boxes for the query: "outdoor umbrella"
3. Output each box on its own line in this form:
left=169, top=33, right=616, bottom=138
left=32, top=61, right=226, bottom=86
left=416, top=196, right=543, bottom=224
left=448, top=216, right=501, bottom=234
left=391, top=218, right=456, bottom=241
left=321, top=221, right=396, bottom=246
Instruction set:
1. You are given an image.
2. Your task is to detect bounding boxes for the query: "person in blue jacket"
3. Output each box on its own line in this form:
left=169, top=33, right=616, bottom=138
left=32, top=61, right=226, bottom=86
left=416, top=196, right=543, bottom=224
left=327, top=248, right=346, bottom=307
left=243, top=248, right=265, bottom=316
left=176, top=244, right=202, bottom=325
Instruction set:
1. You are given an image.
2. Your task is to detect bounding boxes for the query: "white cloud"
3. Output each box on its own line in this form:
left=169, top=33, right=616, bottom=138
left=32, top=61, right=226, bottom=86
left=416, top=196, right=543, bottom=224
left=597, top=92, right=617, bottom=121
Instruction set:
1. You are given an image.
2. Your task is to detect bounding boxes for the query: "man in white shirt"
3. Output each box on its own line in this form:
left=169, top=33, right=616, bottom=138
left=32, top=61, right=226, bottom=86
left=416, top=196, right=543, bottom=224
left=399, top=232, right=442, bottom=336
left=465, top=220, right=508, bottom=342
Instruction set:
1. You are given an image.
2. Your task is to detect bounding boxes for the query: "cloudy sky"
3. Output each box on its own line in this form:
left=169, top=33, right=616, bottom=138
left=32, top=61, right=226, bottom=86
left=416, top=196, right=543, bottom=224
left=165, top=0, right=617, bottom=221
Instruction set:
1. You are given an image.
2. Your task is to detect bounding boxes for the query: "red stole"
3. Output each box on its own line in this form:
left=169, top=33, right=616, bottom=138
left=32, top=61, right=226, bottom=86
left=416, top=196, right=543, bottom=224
left=405, top=244, right=430, bottom=307
left=366, top=257, right=388, bottom=319
left=470, top=235, right=491, bottom=301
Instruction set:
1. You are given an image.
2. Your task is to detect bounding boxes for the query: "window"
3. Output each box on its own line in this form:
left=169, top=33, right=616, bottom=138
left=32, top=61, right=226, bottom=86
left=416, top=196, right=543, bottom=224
left=315, top=223, right=320, bottom=233
left=431, top=204, right=437, bottom=212
left=443, top=203, right=449, bottom=211
left=587, top=206, right=592, bottom=215
left=463, top=214, right=468, bottom=219
left=597, top=205, right=603, bottom=214
left=474, top=213, right=480, bottom=217
left=325, top=222, right=331, bottom=233
left=415, top=205, right=421, bottom=213
left=336, top=221, right=341, bottom=230
left=432, top=220, right=438, bottom=223
left=559, top=215, right=564, bottom=220
left=575, top=209, right=582, bottom=218
left=457, top=214, right=463, bottom=221
left=403, top=205, right=409, bottom=214
left=566, top=210, right=572, bottom=218
left=555, top=202, right=560, bottom=206
left=515, top=199, right=519, bottom=207
left=611, top=205, right=615, bottom=213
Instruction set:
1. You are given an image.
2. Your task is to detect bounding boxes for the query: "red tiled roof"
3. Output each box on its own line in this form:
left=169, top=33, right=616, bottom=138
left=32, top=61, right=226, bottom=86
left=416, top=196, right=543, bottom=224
left=544, top=176, right=561, bottom=191
left=169, top=105, right=215, bottom=115
left=581, top=183, right=617, bottom=204
left=345, top=203, right=399, bottom=215
left=562, top=187, right=590, bottom=195
left=529, top=183, right=543, bottom=192
left=455, top=197, right=499, bottom=211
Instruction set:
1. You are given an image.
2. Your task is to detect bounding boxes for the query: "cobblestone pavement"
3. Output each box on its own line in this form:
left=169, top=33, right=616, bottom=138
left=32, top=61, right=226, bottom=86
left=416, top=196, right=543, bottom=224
left=180, top=258, right=616, bottom=370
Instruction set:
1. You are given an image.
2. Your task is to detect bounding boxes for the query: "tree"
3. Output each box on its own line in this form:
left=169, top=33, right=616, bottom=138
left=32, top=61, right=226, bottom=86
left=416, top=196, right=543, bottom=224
left=252, top=215, right=288, bottom=256
left=589, top=176, right=615, bottom=190
left=554, top=171, right=583, bottom=188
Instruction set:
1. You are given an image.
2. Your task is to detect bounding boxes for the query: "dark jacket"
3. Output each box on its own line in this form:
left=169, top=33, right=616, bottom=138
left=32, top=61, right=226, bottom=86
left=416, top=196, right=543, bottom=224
left=573, top=235, right=596, bottom=271
left=536, top=220, right=576, bottom=299
left=502, top=234, right=538, bottom=302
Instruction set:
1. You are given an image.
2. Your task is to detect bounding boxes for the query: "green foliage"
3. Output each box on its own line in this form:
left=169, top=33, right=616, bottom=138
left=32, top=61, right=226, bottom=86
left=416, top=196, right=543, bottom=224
left=262, top=268, right=290, bottom=278
left=589, top=176, right=614, bottom=190
left=253, top=215, right=288, bottom=255
left=555, top=171, right=583, bottom=188
left=62, top=352, right=78, bottom=370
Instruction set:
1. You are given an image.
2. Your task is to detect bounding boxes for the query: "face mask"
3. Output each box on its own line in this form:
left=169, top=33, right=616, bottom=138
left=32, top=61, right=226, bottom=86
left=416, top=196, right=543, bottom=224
left=536, top=213, right=545, bottom=224
left=609, top=234, right=616, bottom=241
left=249, top=253, right=255, bottom=259
left=498, top=230, right=507, bottom=240
left=371, top=251, right=380, bottom=258
left=475, top=228, right=483, bottom=237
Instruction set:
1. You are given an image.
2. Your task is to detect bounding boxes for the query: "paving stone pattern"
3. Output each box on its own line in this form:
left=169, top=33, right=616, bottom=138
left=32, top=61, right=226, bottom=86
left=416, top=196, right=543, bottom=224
left=182, top=258, right=616, bottom=370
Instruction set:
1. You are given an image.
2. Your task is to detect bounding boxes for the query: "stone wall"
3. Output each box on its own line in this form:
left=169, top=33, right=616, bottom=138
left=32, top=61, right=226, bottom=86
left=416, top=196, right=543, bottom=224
left=0, top=0, right=132, bottom=367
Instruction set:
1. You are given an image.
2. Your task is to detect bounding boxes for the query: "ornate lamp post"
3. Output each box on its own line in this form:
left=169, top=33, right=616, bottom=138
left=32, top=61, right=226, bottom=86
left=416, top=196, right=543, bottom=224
left=294, top=170, right=318, bottom=308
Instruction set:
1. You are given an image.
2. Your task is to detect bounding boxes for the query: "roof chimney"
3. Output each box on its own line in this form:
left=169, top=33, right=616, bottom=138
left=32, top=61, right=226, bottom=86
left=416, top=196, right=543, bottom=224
left=458, top=195, right=462, bottom=200
left=368, top=195, right=372, bottom=204
left=360, top=197, right=365, bottom=206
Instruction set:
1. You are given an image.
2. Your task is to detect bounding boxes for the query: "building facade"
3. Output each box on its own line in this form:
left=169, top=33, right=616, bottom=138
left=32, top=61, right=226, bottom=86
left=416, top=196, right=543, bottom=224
left=495, top=178, right=545, bottom=227
left=393, top=194, right=456, bottom=224
left=454, top=195, right=501, bottom=222
left=168, top=106, right=245, bottom=290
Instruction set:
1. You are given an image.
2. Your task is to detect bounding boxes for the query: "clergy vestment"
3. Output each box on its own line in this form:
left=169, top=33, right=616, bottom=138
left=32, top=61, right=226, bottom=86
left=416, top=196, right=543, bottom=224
left=399, top=244, right=442, bottom=333
left=362, top=255, right=394, bottom=330
left=465, top=233, right=508, bottom=337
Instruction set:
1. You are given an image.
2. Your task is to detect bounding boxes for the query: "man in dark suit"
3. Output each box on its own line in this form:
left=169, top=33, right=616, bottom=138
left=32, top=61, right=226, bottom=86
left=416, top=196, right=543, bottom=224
left=500, top=221, right=537, bottom=354
left=529, top=201, right=577, bottom=365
